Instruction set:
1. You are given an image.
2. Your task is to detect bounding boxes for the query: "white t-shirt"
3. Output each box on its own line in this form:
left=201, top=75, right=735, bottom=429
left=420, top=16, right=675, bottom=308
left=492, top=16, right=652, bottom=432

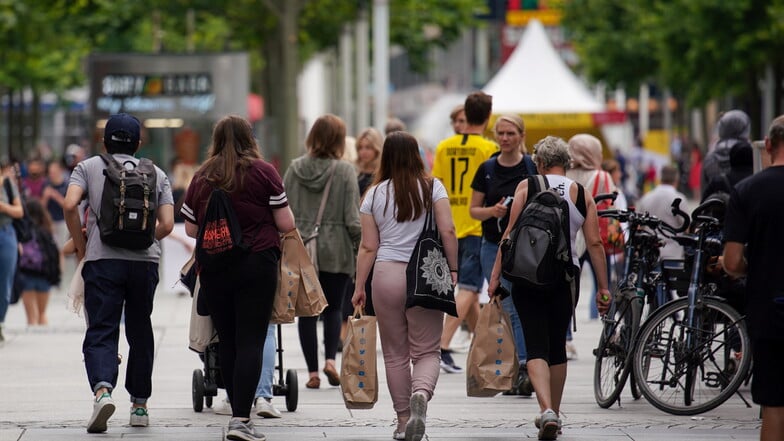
left=544, top=174, right=586, bottom=267
left=360, top=178, right=448, bottom=263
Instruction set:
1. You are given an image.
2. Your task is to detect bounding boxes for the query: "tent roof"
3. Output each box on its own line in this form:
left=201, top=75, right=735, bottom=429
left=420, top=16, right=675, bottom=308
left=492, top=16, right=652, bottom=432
left=483, top=20, right=604, bottom=114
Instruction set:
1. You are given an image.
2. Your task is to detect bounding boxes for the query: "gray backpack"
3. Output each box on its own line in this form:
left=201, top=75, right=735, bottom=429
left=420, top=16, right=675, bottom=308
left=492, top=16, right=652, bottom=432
left=501, top=175, right=582, bottom=289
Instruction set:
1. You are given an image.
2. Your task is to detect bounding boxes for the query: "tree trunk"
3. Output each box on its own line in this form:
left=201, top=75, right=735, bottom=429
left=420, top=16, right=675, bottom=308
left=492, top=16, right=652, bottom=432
left=279, top=0, right=303, bottom=173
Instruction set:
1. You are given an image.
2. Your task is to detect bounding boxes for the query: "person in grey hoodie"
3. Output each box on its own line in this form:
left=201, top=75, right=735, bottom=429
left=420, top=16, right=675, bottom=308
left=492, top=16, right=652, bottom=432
left=283, top=114, right=361, bottom=389
left=700, top=109, right=752, bottom=193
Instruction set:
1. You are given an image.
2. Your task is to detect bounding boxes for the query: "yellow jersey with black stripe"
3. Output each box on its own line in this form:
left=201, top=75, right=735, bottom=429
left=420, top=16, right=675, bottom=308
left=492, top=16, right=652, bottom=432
left=431, top=134, right=498, bottom=239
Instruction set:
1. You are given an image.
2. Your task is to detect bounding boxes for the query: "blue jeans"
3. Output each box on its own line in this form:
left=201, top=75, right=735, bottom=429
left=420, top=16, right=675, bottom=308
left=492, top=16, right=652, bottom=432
left=480, top=238, right=527, bottom=363
left=0, top=224, right=18, bottom=324
left=82, top=259, right=159, bottom=404
left=458, top=236, right=483, bottom=292
left=256, top=324, right=277, bottom=399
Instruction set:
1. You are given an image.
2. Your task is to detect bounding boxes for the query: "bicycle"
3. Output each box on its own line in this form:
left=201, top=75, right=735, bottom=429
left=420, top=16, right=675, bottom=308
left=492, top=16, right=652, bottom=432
left=631, top=198, right=752, bottom=415
left=593, top=196, right=690, bottom=408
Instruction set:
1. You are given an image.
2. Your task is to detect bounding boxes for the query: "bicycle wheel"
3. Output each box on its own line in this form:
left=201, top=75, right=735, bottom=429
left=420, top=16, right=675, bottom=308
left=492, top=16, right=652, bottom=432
left=632, top=297, right=751, bottom=415
left=593, top=288, right=641, bottom=408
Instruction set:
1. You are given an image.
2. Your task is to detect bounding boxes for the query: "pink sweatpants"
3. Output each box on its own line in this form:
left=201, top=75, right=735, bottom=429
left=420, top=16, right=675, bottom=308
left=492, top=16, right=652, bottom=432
left=372, top=261, right=443, bottom=417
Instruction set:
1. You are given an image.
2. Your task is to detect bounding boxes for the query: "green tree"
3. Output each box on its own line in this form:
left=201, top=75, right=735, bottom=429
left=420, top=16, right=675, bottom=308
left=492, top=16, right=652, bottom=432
left=1, top=0, right=482, bottom=165
left=563, top=0, right=784, bottom=135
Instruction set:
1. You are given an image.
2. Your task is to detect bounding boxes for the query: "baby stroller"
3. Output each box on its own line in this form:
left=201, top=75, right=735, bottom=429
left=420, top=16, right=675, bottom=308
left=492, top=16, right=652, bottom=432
left=191, top=323, right=299, bottom=412
left=183, top=257, right=298, bottom=413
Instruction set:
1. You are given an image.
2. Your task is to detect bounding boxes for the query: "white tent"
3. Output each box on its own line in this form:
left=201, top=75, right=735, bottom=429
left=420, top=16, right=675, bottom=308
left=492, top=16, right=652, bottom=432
left=483, top=20, right=604, bottom=114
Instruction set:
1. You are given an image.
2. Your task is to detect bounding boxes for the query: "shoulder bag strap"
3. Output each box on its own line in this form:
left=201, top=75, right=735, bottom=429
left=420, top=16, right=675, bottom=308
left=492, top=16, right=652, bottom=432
left=314, top=160, right=339, bottom=233
left=3, top=177, right=12, bottom=202
left=523, top=154, right=537, bottom=176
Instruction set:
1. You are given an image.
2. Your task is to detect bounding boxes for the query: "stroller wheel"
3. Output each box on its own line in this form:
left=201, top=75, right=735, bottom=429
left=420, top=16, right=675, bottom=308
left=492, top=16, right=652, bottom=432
left=285, top=369, right=298, bottom=412
left=205, top=395, right=213, bottom=408
left=192, top=369, right=205, bottom=412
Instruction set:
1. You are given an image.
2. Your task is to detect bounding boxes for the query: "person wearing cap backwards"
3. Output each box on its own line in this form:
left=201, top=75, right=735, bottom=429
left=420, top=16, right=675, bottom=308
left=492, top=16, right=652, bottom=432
left=63, top=113, right=174, bottom=433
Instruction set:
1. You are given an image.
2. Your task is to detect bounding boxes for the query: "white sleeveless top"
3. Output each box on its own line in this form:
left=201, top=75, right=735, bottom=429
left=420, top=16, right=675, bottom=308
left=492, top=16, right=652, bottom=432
left=542, top=174, right=585, bottom=267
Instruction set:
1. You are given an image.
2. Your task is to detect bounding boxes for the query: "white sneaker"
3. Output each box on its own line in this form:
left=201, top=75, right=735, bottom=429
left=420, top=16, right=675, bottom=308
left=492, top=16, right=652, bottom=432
left=537, top=409, right=560, bottom=440
left=214, top=397, right=232, bottom=415
left=405, top=392, right=427, bottom=441
left=255, top=398, right=281, bottom=418
left=129, top=406, right=149, bottom=427
left=86, top=392, right=115, bottom=433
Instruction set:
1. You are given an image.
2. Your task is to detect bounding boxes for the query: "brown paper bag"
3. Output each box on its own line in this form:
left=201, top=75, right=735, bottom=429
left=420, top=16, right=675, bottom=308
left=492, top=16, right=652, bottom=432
left=466, top=296, right=519, bottom=397
left=340, top=307, right=378, bottom=409
left=272, top=229, right=327, bottom=323
left=272, top=230, right=300, bottom=324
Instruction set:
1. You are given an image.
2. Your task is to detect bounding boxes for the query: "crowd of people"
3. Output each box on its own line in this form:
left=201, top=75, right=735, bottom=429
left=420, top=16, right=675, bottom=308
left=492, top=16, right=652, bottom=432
left=0, top=98, right=781, bottom=441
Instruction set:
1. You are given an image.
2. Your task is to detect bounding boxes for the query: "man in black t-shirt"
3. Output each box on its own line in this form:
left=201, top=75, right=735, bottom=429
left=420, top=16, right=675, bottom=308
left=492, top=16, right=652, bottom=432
left=722, top=115, right=784, bottom=441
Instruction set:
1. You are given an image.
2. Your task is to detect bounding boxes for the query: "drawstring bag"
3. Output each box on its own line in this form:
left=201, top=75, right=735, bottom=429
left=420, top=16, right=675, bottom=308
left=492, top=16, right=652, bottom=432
left=405, top=200, right=457, bottom=317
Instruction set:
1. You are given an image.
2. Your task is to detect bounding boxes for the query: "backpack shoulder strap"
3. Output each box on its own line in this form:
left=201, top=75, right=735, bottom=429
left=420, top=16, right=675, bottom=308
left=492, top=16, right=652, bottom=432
left=523, top=154, right=537, bottom=176
left=524, top=175, right=548, bottom=207
left=99, top=152, right=120, bottom=169
left=483, top=157, right=496, bottom=181
left=575, top=183, right=587, bottom=218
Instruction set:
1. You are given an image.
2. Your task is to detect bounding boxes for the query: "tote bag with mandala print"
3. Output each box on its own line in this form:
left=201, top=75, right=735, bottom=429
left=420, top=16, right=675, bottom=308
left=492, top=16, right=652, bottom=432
left=405, top=202, right=457, bottom=317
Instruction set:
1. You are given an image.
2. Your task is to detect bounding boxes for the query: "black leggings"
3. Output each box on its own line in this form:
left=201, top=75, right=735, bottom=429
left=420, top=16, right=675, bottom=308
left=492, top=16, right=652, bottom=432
left=201, top=249, right=278, bottom=419
left=512, top=272, right=580, bottom=366
left=298, top=271, right=351, bottom=372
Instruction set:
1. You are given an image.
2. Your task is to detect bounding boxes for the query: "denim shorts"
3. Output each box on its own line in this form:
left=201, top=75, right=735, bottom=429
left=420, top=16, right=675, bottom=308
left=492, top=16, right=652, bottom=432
left=18, top=272, right=51, bottom=292
left=457, top=236, right=483, bottom=292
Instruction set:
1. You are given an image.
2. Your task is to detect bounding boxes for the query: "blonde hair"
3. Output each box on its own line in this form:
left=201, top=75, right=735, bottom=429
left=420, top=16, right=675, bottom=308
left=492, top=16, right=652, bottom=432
left=493, top=114, right=525, bottom=135
left=355, top=127, right=383, bottom=172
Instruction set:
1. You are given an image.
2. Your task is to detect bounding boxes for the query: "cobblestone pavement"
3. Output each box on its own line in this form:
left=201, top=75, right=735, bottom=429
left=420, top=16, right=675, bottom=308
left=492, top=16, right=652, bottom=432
left=0, top=269, right=760, bottom=440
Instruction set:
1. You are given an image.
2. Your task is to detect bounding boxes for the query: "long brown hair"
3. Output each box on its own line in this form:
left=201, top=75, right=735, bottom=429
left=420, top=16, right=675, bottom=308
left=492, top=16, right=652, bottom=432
left=26, top=198, right=53, bottom=234
left=374, top=131, right=431, bottom=222
left=198, top=115, right=261, bottom=192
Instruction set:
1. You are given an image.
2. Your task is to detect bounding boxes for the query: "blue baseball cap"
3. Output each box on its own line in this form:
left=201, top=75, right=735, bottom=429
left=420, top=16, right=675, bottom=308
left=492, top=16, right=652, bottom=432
left=104, top=113, right=141, bottom=144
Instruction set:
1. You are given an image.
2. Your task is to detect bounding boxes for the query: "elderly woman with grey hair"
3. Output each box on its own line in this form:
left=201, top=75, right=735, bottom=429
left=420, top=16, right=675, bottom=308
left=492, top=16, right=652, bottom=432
left=488, top=136, right=609, bottom=441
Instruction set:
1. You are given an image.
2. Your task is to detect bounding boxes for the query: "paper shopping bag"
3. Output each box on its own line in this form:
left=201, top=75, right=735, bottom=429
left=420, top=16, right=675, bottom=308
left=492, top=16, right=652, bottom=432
left=292, top=230, right=327, bottom=318
left=272, top=230, right=300, bottom=324
left=340, top=307, right=378, bottom=409
left=466, top=296, right=519, bottom=397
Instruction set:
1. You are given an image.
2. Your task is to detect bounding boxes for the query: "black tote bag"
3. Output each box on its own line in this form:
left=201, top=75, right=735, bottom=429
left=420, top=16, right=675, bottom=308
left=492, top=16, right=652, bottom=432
left=405, top=204, right=457, bottom=317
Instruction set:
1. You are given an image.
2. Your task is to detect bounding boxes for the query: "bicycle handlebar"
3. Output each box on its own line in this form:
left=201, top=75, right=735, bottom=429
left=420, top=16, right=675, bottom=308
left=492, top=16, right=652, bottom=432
left=594, top=192, right=618, bottom=204
left=598, top=199, right=689, bottom=237
left=668, top=198, right=691, bottom=233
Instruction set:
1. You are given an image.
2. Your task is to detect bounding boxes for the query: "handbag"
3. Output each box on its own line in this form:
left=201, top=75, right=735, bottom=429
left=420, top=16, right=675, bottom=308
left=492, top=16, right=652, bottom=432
left=466, top=296, right=519, bottom=397
left=3, top=177, right=33, bottom=243
left=591, top=171, right=625, bottom=253
left=405, top=191, right=457, bottom=317
left=340, top=306, right=378, bottom=409
left=302, top=161, right=338, bottom=274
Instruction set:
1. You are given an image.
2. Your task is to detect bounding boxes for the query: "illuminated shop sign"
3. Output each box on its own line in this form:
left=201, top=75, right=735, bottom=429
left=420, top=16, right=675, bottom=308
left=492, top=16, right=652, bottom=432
left=96, top=73, right=215, bottom=114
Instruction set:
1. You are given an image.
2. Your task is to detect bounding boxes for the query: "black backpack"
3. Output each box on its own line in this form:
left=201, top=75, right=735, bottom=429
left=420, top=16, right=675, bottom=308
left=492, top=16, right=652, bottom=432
left=501, top=175, right=580, bottom=289
left=98, top=153, right=158, bottom=250
left=194, top=187, right=249, bottom=269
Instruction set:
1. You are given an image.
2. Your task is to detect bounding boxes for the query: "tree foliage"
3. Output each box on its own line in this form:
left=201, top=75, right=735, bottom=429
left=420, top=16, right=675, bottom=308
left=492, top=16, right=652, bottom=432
left=563, top=0, right=784, bottom=109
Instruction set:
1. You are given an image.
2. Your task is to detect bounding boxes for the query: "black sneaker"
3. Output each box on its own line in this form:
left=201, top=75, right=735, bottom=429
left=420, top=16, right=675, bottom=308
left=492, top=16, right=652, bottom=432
left=440, top=349, right=463, bottom=373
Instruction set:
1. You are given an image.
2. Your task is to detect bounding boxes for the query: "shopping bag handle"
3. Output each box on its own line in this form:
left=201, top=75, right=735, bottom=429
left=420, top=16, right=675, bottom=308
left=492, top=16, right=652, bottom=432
left=352, top=305, right=365, bottom=319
